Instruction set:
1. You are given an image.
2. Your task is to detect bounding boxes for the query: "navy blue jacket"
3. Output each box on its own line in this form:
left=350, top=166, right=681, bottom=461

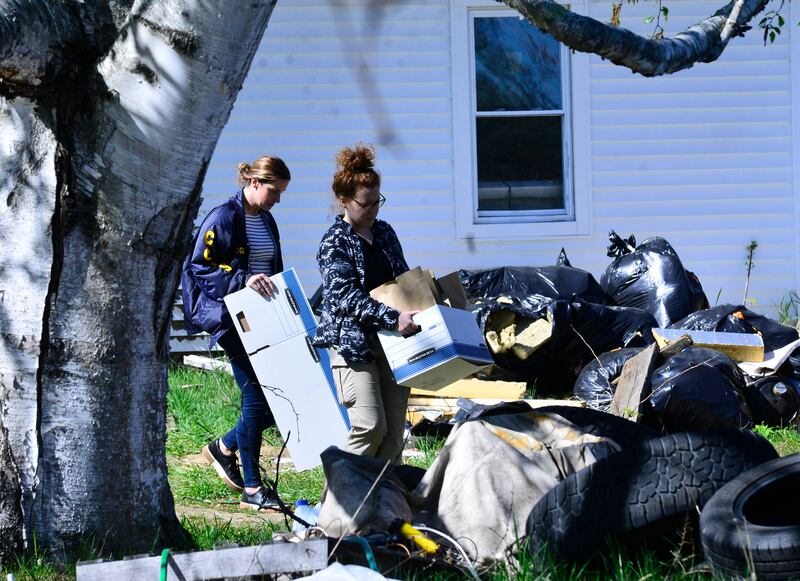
left=313, top=216, right=409, bottom=363
left=181, top=191, right=283, bottom=345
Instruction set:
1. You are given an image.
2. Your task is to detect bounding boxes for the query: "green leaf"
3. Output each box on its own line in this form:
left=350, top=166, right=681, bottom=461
left=644, top=15, right=654, bottom=24
left=770, top=30, right=776, bottom=43
left=661, top=6, right=669, bottom=20
left=778, top=15, right=785, bottom=27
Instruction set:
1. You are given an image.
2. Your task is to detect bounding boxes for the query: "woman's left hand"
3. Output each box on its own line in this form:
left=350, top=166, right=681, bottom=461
left=246, top=273, right=277, bottom=297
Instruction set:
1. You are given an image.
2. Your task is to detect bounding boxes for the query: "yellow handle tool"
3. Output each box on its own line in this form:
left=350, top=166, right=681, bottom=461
left=398, top=522, right=439, bottom=555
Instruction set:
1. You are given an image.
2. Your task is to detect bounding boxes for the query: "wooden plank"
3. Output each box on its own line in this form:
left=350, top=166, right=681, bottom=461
left=609, top=343, right=659, bottom=421
left=652, top=327, right=763, bottom=362
left=409, top=377, right=525, bottom=400
left=76, top=539, right=328, bottom=581
left=658, top=333, right=694, bottom=359
left=408, top=397, right=585, bottom=410
left=182, top=354, right=232, bottom=374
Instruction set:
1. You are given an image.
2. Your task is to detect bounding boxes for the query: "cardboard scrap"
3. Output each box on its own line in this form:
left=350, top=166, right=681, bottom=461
left=369, top=266, right=439, bottom=312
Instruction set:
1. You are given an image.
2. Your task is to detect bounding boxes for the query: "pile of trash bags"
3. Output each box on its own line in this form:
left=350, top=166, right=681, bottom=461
left=461, top=230, right=800, bottom=431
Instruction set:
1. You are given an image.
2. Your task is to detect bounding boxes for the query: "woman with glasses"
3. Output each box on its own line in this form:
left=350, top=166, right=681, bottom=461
left=314, top=144, right=419, bottom=462
left=181, top=155, right=289, bottom=510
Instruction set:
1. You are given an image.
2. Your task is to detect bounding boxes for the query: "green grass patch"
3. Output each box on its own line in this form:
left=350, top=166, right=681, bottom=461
left=754, top=423, right=800, bottom=457
left=405, top=435, right=446, bottom=470
left=275, top=466, right=326, bottom=505
left=181, top=516, right=283, bottom=551
left=169, top=463, right=239, bottom=505
left=167, top=364, right=285, bottom=456
left=166, top=364, right=241, bottom=456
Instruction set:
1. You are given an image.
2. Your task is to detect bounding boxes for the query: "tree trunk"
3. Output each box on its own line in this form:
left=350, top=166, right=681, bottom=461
left=0, top=0, right=276, bottom=557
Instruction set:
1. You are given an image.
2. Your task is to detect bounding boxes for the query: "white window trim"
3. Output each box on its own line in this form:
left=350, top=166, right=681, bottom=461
left=451, top=0, right=592, bottom=240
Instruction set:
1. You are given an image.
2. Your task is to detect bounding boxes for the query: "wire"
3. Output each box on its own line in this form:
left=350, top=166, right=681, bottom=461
left=413, top=525, right=480, bottom=581
left=343, top=535, right=379, bottom=572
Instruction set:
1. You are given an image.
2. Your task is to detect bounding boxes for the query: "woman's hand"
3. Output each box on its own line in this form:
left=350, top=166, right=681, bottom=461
left=246, top=273, right=277, bottom=297
left=396, top=310, right=421, bottom=337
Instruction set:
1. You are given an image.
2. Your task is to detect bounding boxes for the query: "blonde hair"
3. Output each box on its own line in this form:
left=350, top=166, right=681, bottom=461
left=332, top=143, right=380, bottom=201
left=237, top=156, right=290, bottom=185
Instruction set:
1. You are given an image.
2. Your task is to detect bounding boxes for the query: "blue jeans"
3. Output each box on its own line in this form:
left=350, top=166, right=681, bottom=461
left=217, top=330, right=275, bottom=488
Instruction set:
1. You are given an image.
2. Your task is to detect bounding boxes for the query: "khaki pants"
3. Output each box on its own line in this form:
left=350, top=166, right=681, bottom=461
left=330, top=345, right=410, bottom=463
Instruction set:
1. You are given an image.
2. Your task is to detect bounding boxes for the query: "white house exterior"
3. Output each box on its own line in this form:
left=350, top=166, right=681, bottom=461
left=198, top=0, right=800, bottom=318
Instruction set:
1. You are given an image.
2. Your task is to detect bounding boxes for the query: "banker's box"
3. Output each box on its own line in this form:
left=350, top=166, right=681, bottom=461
left=223, top=268, right=349, bottom=471
left=371, top=268, right=493, bottom=390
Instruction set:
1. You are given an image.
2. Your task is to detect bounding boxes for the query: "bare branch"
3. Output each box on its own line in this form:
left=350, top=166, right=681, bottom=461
left=0, top=0, right=84, bottom=90
left=499, top=0, right=770, bottom=77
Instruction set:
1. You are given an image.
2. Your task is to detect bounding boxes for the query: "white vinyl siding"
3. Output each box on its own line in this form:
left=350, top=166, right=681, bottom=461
left=197, top=0, right=798, bottom=318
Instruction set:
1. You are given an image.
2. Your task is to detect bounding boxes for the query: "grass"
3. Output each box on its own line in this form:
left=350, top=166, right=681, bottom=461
left=755, top=423, right=800, bottom=457
left=181, top=516, right=284, bottom=551
left=166, top=363, right=283, bottom=457
left=777, top=290, right=800, bottom=327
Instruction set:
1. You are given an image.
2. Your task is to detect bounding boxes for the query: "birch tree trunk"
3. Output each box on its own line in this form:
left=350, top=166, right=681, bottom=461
left=0, top=0, right=276, bottom=557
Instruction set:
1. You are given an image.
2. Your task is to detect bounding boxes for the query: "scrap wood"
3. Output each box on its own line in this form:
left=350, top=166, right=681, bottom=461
left=75, top=539, right=328, bottom=581
left=652, top=327, right=764, bottom=362
left=658, top=332, right=693, bottom=359
left=408, top=397, right=585, bottom=411
left=410, top=377, right=526, bottom=400
left=183, top=354, right=232, bottom=374
left=609, top=343, right=659, bottom=421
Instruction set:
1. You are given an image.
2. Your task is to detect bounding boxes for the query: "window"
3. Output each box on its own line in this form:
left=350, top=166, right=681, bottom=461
left=452, top=2, right=591, bottom=239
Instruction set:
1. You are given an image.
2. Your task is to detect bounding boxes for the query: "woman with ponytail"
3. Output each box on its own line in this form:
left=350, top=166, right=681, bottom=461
left=314, top=144, right=419, bottom=463
left=181, top=156, right=289, bottom=510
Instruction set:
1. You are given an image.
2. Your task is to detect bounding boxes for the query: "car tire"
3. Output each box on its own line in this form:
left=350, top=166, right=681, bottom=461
left=700, top=453, right=800, bottom=580
left=525, top=430, right=778, bottom=563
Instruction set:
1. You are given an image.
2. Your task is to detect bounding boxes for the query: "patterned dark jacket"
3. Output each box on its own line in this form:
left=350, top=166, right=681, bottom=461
left=181, top=191, right=283, bottom=346
left=313, top=215, right=409, bottom=363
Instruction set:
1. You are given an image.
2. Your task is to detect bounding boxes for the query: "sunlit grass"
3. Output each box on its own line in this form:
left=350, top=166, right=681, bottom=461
left=754, top=423, right=800, bottom=457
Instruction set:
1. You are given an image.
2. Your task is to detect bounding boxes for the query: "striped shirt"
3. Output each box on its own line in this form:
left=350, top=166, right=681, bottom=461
left=245, top=214, right=276, bottom=275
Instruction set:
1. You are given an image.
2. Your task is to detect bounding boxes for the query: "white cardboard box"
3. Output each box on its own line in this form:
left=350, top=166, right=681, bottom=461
left=224, top=269, right=349, bottom=471
left=377, top=305, right=494, bottom=390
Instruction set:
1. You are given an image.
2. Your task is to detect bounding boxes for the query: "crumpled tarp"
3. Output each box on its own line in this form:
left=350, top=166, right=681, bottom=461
left=317, top=410, right=620, bottom=564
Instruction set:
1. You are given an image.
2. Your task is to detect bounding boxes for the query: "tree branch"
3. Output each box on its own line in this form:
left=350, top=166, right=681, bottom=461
left=0, top=0, right=84, bottom=90
left=499, top=0, right=770, bottom=77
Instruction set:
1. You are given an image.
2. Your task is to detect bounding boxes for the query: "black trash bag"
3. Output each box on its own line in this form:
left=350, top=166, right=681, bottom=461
left=471, top=296, right=656, bottom=394
left=746, top=376, right=800, bottom=427
left=573, top=348, right=643, bottom=411
left=600, top=230, right=709, bottom=327
left=670, top=304, right=799, bottom=353
left=556, top=247, right=572, bottom=267
left=460, top=265, right=609, bottom=305
left=645, top=347, right=752, bottom=432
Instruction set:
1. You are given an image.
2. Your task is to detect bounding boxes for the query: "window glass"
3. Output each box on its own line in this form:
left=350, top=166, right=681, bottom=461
left=476, top=116, right=564, bottom=211
left=474, top=16, right=562, bottom=112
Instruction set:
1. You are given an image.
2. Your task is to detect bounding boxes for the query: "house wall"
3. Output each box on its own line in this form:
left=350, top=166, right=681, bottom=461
left=199, top=0, right=797, bottom=315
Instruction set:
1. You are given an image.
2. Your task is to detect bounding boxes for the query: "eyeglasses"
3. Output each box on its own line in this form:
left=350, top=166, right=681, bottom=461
left=351, top=193, right=386, bottom=210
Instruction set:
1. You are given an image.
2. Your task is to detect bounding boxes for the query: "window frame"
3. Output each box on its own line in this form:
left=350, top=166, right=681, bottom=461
left=451, top=0, right=592, bottom=240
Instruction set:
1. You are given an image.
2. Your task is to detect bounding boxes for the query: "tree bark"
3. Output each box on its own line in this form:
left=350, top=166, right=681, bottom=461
left=0, top=0, right=276, bottom=557
left=499, top=0, right=771, bottom=76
